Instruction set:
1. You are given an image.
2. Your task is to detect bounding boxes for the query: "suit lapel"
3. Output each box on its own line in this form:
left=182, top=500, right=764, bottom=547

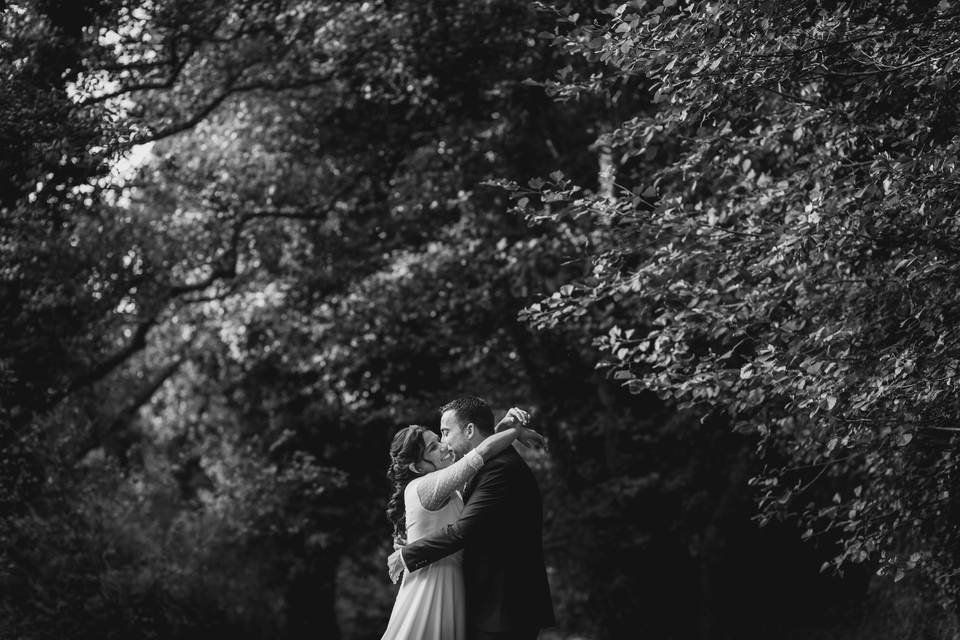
left=463, top=446, right=516, bottom=502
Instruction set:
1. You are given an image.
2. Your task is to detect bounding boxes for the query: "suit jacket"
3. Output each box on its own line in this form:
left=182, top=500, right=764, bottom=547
left=401, top=446, right=555, bottom=632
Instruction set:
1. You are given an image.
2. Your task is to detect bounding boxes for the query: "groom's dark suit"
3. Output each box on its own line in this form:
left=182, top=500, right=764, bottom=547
left=401, top=446, right=555, bottom=639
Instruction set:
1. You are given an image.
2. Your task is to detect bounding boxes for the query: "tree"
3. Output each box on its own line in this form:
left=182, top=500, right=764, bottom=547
left=8, top=1, right=953, bottom=638
left=513, top=0, right=960, bottom=607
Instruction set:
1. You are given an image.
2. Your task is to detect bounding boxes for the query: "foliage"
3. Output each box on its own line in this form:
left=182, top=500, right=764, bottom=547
left=512, top=0, right=960, bottom=603
left=6, top=0, right=960, bottom=638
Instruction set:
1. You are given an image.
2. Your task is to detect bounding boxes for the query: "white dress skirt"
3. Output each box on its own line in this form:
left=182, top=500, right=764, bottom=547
left=381, top=450, right=484, bottom=640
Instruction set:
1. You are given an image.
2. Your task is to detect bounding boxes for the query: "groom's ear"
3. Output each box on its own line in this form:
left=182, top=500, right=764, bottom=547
left=465, top=422, right=475, bottom=439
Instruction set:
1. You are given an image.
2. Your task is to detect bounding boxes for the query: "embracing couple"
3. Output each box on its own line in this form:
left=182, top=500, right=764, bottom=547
left=381, top=397, right=555, bottom=640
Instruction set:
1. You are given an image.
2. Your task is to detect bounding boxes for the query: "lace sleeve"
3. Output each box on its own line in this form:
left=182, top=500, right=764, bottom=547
left=416, top=449, right=484, bottom=511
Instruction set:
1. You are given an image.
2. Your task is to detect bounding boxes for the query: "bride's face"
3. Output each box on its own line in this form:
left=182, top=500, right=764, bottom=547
left=420, top=431, right=455, bottom=472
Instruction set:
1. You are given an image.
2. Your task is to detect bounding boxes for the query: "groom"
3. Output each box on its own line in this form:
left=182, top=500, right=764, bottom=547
left=388, top=397, right=555, bottom=640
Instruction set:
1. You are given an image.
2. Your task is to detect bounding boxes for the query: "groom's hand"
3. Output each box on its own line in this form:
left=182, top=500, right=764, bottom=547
left=387, top=548, right=405, bottom=584
left=517, top=427, right=548, bottom=451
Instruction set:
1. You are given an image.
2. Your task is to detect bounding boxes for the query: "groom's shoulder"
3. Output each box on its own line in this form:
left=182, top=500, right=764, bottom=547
left=481, top=445, right=525, bottom=472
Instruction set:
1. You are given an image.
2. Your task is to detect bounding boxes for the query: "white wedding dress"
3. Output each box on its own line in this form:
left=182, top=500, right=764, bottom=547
left=381, top=449, right=484, bottom=640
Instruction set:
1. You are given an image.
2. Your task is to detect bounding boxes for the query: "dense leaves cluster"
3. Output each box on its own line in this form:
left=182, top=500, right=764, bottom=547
left=514, top=0, right=960, bottom=600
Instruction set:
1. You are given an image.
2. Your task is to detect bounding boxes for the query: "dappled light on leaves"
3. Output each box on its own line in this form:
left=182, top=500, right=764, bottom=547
left=4, top=0, right=960, bottom=638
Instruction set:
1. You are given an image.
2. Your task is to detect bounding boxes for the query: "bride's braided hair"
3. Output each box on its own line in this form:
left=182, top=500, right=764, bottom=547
left=386, top=425, right=429, bottom=545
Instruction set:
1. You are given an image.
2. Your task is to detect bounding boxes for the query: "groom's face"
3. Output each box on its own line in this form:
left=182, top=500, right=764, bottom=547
left=439, top=409, right=473, bottom=457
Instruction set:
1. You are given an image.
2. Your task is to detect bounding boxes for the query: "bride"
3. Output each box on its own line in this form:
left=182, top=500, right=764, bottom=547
left=381, top=407, right=543, bottom=640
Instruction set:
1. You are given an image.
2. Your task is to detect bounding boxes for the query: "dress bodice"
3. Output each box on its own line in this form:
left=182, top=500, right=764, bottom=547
left=404, top=481, right=463, bottom=542
left=403, top=448, right=482, bottom=542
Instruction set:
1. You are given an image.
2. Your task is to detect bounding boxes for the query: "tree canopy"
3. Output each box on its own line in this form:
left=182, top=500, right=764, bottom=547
left=3, top=1, right=960, bottom=639
left=511, top=0, right=960, bottom=600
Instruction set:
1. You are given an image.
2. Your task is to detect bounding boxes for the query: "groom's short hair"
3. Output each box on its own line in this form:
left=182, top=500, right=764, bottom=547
left=440, top=397, right=495, bottom=435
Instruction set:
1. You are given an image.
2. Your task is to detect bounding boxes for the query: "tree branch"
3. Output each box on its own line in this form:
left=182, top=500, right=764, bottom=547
left=78, top=41, right=196, bottom=107
left=127, top=66, right=343, bottom=146
left=76, top=355, right=188, bottom=464
left=131, top=76, right=239, bottom=144
left=64, top=314, right=159, bottom=397
left=109, top=357, right=184, bottom=430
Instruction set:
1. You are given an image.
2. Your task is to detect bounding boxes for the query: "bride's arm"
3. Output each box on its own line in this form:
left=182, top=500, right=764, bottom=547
left=416, top=449, right=485, bottom=511
left=473, top=407, right=546, bottom=458
left=416, top=408, right=544, bottom=510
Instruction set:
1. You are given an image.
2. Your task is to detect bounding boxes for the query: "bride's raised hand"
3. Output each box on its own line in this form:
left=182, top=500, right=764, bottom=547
left=493, top=407, right=547, bottom=449
left=495, top=407, right=530, bottom=432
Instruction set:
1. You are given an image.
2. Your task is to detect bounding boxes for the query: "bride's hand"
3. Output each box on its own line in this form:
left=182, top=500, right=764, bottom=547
left=495, top=407, right=530, bottom=433
left=387, top=548, right=405, bottom=584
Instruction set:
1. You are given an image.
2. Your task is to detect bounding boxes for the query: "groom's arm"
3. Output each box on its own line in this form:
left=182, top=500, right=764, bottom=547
left=400, top=457, right=513, bottom=573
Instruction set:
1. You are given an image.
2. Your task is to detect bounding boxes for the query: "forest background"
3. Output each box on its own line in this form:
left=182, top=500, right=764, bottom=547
left=4, top=1, right=960, bottom=638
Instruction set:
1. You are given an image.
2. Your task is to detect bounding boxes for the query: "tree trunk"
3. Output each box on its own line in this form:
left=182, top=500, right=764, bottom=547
left=286, top=553, right=341, bottom=640
left=699, top=444, right=753, bottom=640
left=598, top=140, right=616, bottom=201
